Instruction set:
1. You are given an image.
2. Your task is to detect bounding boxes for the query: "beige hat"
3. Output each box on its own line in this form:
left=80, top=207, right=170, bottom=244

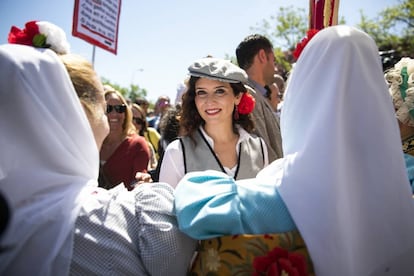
left=188, top=57, right=248, bottom=83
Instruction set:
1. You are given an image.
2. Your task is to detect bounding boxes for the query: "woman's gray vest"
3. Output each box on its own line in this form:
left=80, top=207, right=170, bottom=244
left=179, top=129, right=265, bottom=180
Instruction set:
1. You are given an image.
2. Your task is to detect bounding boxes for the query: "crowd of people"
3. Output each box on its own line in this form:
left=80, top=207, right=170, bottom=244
left=1, top=20, right=414, bottom=276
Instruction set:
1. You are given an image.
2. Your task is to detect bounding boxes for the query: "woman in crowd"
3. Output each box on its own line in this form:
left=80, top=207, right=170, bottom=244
left=159, top=57, right=269, bottom=188
left=131, top=102, right=161, bottom=159
left=100, top=87, right=150, bottom=190
left=131, top=102, right=159, bottom=170
left=1, top=21, right=196, bottom=275
left=134, top=97, right=150, bottom=116
left=174, top=25, right=414, bottom=275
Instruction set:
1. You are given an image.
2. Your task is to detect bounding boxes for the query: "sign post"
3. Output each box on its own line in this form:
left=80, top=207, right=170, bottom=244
left=72, top=0, right=122, bottom=57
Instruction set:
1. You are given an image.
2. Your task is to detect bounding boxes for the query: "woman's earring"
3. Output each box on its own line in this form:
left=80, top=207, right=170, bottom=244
left=234, top=105, right=239, bottom=120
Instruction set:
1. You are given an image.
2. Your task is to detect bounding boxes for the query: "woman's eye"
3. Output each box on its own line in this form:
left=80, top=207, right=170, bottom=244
left=196, top=90, right=207, bottom=97
left=215, top=89, right=226, bottom=96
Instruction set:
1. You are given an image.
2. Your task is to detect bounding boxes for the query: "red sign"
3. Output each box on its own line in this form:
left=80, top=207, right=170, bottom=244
left=72, top=0, right=122, bottom=54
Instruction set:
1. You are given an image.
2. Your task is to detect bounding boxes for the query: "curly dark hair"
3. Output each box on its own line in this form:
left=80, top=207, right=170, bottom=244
left=180, top=76, right=254, bottom=141
left=159, top=105, right=182, bottom=145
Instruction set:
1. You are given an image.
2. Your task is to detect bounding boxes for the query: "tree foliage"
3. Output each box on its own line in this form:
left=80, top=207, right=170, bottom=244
left=357, top=0, right=413, bottom=62
left=101, top=77, right=148, bottom=102
left=251, top=6, right=308, bottom=50
left=249, top=1, right=412, bottom=74
left=381, top=0, right=414, bottom=30
left=250, top=6, right=309, bottom=77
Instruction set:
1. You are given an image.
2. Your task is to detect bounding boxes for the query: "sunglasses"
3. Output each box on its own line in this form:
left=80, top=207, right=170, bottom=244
left=133, top=117, right=145, bottom=125
left=136, top=101, right=149, bottom=107
left=106, top=104, right=126, bottom=114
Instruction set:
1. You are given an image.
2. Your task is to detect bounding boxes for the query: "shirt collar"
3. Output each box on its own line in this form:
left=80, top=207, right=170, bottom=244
left=199, top=125, right=250, bottom=149
left=248, top=78, right=267, bottom=96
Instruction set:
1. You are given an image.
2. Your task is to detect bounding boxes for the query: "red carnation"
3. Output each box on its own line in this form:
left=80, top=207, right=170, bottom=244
left=238, top=92, right=255, bottom=115
left=293, top=29, right=319, bottom=60
left=8, top=21, right=40, bottom=46
left=252, top=247, right=308, bottom=276
left=7, top=20, right=70, bottom=54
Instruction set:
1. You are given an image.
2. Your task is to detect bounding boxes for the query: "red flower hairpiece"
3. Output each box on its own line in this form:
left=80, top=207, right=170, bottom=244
left=238, top=92, right=255, bottom=115
left=8, top=21, right=40, bottom=47
left=293, top=29, right=319, bottom=60
left=8, top=20, right=70, bottom=54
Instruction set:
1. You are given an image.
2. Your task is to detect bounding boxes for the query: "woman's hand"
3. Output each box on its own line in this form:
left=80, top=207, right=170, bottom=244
left=131, top=172, right=153, bottom=189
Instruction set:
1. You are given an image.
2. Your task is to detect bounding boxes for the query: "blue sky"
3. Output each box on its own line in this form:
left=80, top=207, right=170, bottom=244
left=0, top=0, right=398, bottom=103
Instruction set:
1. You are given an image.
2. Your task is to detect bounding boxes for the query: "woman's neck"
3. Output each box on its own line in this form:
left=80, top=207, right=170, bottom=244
left=203, top=123, right=237, bottom=144
left=104, top=131, right=125, bottom=145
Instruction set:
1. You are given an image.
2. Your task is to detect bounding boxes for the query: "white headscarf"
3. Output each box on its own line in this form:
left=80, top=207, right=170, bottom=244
left=0, top=44, right=98, bottom=275
left=277, top=25, right=414, bottom=275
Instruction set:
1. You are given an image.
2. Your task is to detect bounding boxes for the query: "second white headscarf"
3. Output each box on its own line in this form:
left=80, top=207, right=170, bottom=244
left=279, top=25, right=414, bottom=276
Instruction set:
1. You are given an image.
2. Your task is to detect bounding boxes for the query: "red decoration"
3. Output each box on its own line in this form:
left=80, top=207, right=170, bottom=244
left=8, top=20, right=70, bottom=54
left=309, top=0, right=340, bottom=30
left=252, top=247, right=308, bottom=276
left=293, top=29, right=319, bottom=60
left=238, top=92, right=255, bottom=115
left=8, top=21, right=41, bottom=46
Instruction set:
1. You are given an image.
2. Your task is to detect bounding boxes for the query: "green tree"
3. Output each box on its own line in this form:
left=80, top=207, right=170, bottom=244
left=246, top=1, right=412, bottom=75
left=251, top=6, right=308, bottom=50
left=250, top=6, right=309, bottom=77
left=358, top=0, right=414, bottom=58
left=101, top=77, right=148, bottom=102
left=128, top=84, right=148, bottom=103
left=381, top=0, right=413, bottom=31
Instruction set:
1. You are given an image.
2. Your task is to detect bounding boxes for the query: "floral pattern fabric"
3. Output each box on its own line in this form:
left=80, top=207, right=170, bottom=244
left=189, top=231, right=314, bottom=276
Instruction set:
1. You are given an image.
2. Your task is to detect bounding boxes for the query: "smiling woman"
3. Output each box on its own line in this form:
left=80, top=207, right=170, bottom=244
left=99, top=87, right=151, bottom=190
left=158, top=57, right=269, bottom=188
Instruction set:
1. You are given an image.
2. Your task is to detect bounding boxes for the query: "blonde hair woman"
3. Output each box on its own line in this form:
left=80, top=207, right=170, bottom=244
left=100, top=87, right=150, bottom=190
